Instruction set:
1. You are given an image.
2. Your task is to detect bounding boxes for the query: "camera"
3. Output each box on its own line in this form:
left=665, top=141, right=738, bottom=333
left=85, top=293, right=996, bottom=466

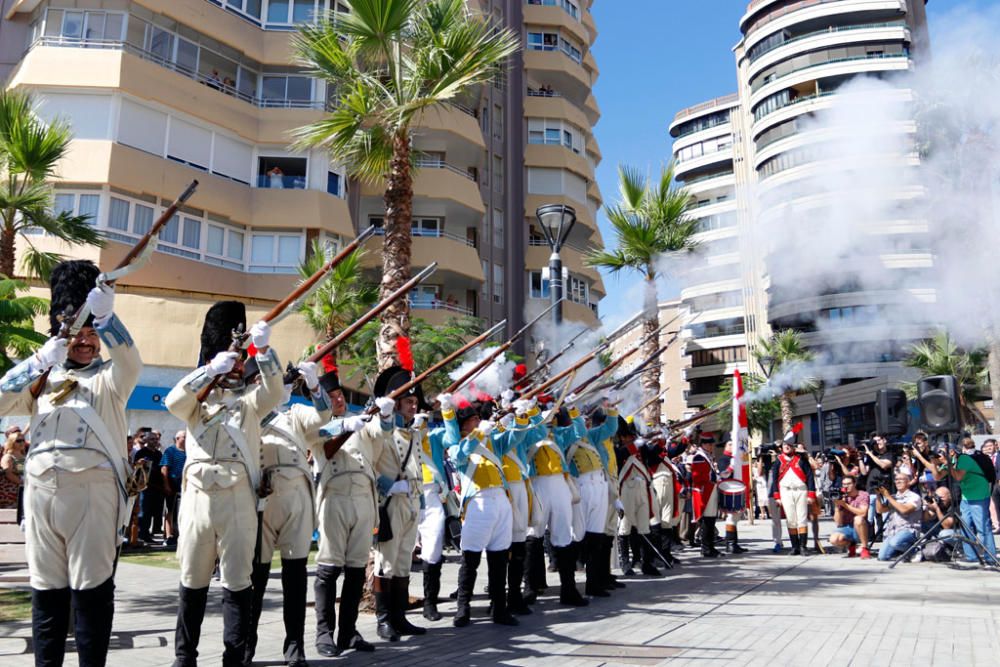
left=828, top=488, right=843, bottom=501
left=756, top=443, right=778, bottom=456
left=824, top=448, right=846, bottom=462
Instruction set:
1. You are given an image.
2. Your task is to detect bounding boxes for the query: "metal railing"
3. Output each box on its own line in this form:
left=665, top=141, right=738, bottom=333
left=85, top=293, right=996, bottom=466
left=527, top=237, right=594, bottom=254
left=413, top=158, right=476, bottom=181
left=747, top=21, right=908, bottom=64
left=525, top=0, right=581, bottom=22
left=527, top=89, right=563, bottom=98
left=672, top=93, right=740, bottom=124
left=751, top=51, right=910, bottom=95
left=410, top=299, right=474, bottom=316
left=373, top=226, right=475, bottom=247
left=754, top=90, right=836, bottom=125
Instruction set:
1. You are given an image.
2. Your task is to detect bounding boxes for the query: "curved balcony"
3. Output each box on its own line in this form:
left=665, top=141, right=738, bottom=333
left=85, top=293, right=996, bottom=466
left=675, top=148, right=734, bottom=180
left=524, top=194, right=598, bottom=239
left=524, top=49, right=593, bottom=107
left=414, top=104, right=487, bottom=153
left=360, top=233, right=484, bottom=284
left=524, top=143, right=594, bottom=181
left=680, top=277, right=743, bottom=302
left=525, top=244, right=602, bottom=285
left=524, top=94, right=592, bottom=135
left=524, top=4, right=590, bottom=46
left=669, top=93, right=739, bottom=137
left=360, top=161, right=485, bottom=215
left=741, top=0, right=908, bottom=44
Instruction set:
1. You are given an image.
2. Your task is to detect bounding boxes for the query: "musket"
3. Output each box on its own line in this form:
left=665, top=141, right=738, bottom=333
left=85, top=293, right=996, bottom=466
left=31, top=179, right=199, bottom=399
left=520, top=327, right=590, bottom=385
left=195, top=226, right=378, bottom=402
left=442, top=299, right=563, bottom=395
left=632, top=385, right=672, bottom=423
left=308, top=263, right=438, bottom=363
left=574, top=333, right=678, bottom=402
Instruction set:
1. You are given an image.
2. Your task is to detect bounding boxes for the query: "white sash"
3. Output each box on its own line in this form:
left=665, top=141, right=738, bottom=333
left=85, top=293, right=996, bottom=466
left=458, top=442, right=506, bottom=509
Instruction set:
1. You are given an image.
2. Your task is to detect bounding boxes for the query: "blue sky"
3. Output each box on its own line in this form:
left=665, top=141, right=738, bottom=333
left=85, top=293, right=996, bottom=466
left=588, top=0, right=990, bottom=330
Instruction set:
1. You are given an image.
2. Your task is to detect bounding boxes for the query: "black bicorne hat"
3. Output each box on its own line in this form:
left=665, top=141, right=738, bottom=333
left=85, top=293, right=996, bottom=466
left=617, top=415, right=637, bottom=438
left=373, top=365, right=431, bottom=410
left=48, top=260, right=100, bottom=336
left=556, top=407, right=572, bottom=428
left=199, top=301, right=246, bottom=366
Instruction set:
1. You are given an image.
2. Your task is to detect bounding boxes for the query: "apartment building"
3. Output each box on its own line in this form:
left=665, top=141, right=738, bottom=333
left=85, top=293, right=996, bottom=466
left=668, top=0, right=932, bottom=447
left=0, top=0, right=605, bottom=430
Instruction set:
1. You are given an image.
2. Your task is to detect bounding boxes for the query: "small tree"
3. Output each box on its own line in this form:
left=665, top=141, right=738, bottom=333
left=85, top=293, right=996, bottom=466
left=0, top=277, right=47, bottom=372
left=757, top=329, right=815, bottom=434
left=0, top=90, right=102, bottom=280
left=904, top=331, right=989, bottom=428
left=709, top=372, right=780, bottom=440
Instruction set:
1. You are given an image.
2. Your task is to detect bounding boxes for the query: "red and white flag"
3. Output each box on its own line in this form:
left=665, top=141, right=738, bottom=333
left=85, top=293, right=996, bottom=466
left=732, top=369, right=751, bottom=507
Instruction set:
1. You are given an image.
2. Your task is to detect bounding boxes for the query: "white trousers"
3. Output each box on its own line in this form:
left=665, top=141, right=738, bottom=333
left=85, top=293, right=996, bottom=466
left=460, top=487, right=513, bottom=552
left=576, top=470, right=609, bottom=538
left=651, top=473, right=679, bottom=528
left=260, top=474, right=314, bottom=561
left=508, top=480, right=529, bottom=543
left=779, top=479, right=809, bottom=530
left=178, top=481, right=256, bottom=590
left=26, top=467, right=119, bottom=590
left=374, top=493, right=419, bottom=577
left=418, top=484, right=446, bottom=564
left=618, top=477, right=650, bottom=536
left=528, top=474, right=574, bottom=547
left=316, top=476, right=376, bottom=569
left=769, top=498, right=783, bottom=543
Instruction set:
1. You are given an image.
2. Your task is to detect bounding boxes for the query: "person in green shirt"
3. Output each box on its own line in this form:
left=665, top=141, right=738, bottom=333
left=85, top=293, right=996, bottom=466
left=927, top=438, right=996, bottom=562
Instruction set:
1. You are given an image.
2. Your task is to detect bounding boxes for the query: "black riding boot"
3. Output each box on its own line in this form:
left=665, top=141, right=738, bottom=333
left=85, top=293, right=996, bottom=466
left=33, top=587, right=71, bottom=667
left=221, top=587, right=252, bottom=667
left=656, top=526, right=678, bottom=566
left=374, top=576, right=398, bottom=641
left=726, top=524, right=747, bottom=554
left=556, top=544, right=588, bottom=607
left=391, top=576, right=425, bottom=635
left=616, top=534, right=634, bottom=575
left=337, top=567, right=374, bottom=653
left=313, top=564, right=341, bottom=657
left=507, top=542, right=532, bottom=615
left=640, top=533, right=662, bottom=576
left=584, top=533, right=610, bottom=597
left=544, top=532, right=557, bottom=572
left=789, top=531, right=802, bottom=556
left=629, top=529, right=643, bottom=570
left=454, top=550, right=481, bottom=627
left=246, top=561, right=271, bottom=664
left=173, top=585, right=208, bottom=667
left=700, top=519, right=720, bottom=558
left=523, top=536, right=547, bottom=598
left=422, top=561, right=443, bottom=621
left=603, top=535, right=624, bottom=589
left=487, top=549, right=518, bottom=626
left=280, top=558, right=308, bottom=666
left=71, top=577, right=115, bottom=667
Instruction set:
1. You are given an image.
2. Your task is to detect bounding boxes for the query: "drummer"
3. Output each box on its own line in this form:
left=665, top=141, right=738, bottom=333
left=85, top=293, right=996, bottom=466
left=716, top=442, right=747, bottom=554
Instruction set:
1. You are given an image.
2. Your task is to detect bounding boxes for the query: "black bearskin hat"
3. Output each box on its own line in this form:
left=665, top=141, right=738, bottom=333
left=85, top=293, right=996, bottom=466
left=48, top=260, right=100, bottom=336
left=317, top=355, right=341, bottom=394
left=199, top=301, right=245, bottom=366
left=555, top=406, right=572, bottom=428
left=456, top=404, right=480, bottom=428
left=617, top=415, right=637, bottom=439
left=478, top=400, right=497, bottom=421
left=373, top=365, right=431, bottom=410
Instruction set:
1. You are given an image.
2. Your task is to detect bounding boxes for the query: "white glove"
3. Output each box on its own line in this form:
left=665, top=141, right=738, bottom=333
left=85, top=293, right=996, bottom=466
left=565, top=393, right=578, bottom=405
left=249, top=320, right=271, bottom=349
left=478, top=420, right=495, bottom=438
left=297, top=361, right=320, bottom=391
left=32, top=337, right=68, bottom=372
left=607, top=390, right=620, bottom=404
left=85, top=283, right=114, bottom=325
left=412, top=413, right=428, bottom=429
left=614, top=499, right=625, bottom=512
left=541, top=408, right=554, bottom=423
left=499, top=413, right=515, bottom=430
left=437, top=393, right=454, bottom=411
left=500, top=389, right=515, bottom=409
left=513, top=398, right=534, bottom=417
left=376, top=396, right=395, bottom=419
left=206, top=351, right=238, bottom=377
left=389, top=480, right=410, bottom=496
left=342, top=415, right=369, bottom=433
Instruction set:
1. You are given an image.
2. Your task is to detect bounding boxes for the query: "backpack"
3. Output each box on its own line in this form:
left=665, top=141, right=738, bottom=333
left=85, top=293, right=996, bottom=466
left=970, top=451, right=997, bottom=487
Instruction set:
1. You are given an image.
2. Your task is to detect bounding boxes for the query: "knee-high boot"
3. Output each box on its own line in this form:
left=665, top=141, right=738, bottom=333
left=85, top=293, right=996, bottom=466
left=544, top=532, right=557, bottom=572
left=700, top=518, right=721, bottom=558
left=390, top=576, right=425, bottom=635
left=487, top=550, right=518, bottom=626
left=603, top=535, right=624, bottom=589
left=280, top=558, right=308, bottom=666
left=374, top=576, right=398, bottom=641
left=337, top=567, right=374, bottom=653
left=173, top=585, right=208, bottom=667
left=454, top=550, right=481, bottom=627
left=71, top=577, right=115, bottom=667
left=220, top=587, right=252, bottom=667
left=422, top=561, right=443, bottom=621
left=584, top=533, right=610, bottom=597
left=726, top=523, right=747, bottom=554
left=640, top=533, right=662, bottom=576
left=523, top=536, right=547, bottom=597
left=616, top=534, right=634, bottom=575
left=506, top=542, right=532, bottom=615
left=313, top=564, right=341, bottom=657
left=245, top=562, right=271, bottom=664
left=556, top=544, right=588, bottom=607
left=32, top=587, right=71, bottom=667
left=629, top=529, right=643, bottom=568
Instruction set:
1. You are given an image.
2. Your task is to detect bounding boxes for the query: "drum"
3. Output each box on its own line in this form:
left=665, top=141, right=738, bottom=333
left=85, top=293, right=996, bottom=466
left=718, top=480, right=747, bottom=513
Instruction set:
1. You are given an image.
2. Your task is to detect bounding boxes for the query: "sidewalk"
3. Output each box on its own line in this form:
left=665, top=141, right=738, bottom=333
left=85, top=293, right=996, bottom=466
left=2, top=518, right=1000, bottom=666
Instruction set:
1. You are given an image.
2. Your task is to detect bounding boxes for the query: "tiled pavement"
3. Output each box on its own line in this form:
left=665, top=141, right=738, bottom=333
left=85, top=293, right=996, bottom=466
left=2, top=518, right=999, bottom=666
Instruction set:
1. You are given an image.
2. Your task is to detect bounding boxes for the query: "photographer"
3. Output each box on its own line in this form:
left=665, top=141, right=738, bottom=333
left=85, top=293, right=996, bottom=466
left=860, top=435, right=894, bottom=532
left=920, top=486, right=957, bottom=555
left=874, top=472, right=923, bottom=561
left=828, top=475, right=871, bottom=559
left=933, top=438, right=996, bottom=562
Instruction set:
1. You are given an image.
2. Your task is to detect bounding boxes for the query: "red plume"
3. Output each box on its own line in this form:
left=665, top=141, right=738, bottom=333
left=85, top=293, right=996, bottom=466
left=792, top=422, right=804, bottom=434
left=247, top=343, right=258, bottom=357
left=514, top=363, right=527, bottom=379
left=455, top=395, right=472, bottom=410
left=320, top=353, right=337, bottom=374
left=396, top=336, right=414, bottom=372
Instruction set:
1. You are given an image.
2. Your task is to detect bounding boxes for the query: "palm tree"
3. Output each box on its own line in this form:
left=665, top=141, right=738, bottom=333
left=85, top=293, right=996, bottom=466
left=0, top=277, right=47, bottom=372
left=298, top=239, right=379, bottom=362
left=0, top=90, right=102, bottom=280
left=708, top=372, right=780, bottom=440
left=292, top=0, right=519, bottom=371
left=757, top=329, right=815, bottom=434
left=586, top=162, right=698, bottom=424
left=904, top=331, right=989, bottom=428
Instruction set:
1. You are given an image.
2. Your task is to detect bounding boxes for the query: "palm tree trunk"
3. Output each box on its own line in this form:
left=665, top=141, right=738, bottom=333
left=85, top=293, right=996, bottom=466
left=640, top=277, right=661, bottom=425
left=987, top=329, right=1000, bottom=435
left=0, top=224, right=15, bottom=279
left=780, top=391, right=794, bottom=436
left=377, top=130, right=414, bottom=371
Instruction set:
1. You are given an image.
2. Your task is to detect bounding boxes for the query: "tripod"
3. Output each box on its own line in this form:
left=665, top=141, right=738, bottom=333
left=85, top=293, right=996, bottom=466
left=889, top=501, right=999, bottom=569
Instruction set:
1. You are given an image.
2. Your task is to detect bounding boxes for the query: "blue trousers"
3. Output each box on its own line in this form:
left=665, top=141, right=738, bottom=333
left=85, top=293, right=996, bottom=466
left=959, top=498, right=996, bottom=561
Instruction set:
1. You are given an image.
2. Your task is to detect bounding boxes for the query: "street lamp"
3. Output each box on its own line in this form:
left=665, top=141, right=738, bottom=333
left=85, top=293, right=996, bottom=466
left=811, top=380, right=827, bottom=453
left=759, top=353, right=776, bottom=443
left=535, top=203, right=577, bottom=326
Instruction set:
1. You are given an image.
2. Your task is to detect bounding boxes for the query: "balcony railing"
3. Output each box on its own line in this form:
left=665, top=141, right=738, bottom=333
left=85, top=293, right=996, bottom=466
left=257, top=174, right=307, bottom=190
left=410, top=299, right=475, bottom=316
left=527, top=88, right=563, bottom=98
left=747, top=21, right=908, bottom=64
left=29, top=36, right=328, bottom=110
left=413, top=158, right=477, bottom=181
left=754, top=90, right=836, bottom=126
left=528, top=237, right=594, bottom=254
left=525, top=0, right=581, bottom=21
left=752, top=52, right=910, bottom=96
left=373, top=226, right=475, bottom=247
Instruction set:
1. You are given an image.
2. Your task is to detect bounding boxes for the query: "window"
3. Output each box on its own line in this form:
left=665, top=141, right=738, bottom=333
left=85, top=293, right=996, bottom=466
left=492, top=209, right=504, bottom=248
left=493, top=155, right=503, bottom=192
left=493, top=264, right=504, bottom=303
left=567, top=275, right=588, bottom=304
left=529, top=271, right=550, bottom=299
left=527, top=118, right=583, bottom=152
left=493, top=103, right=503, bottom=139
left=412, top=218, right=441, bottom=237
left=481, top=260, right=488, bottom=297
left=204, top=222, right=244, bottom=269
left=250, top=232, right=302, bottom=273
left=51, top=191, right=99, bottom=226
left=527, top=31, right=558, bottom=51
left=108, top=197, right=130, bottom=231
left=258, top=156, right=308, bottom=189
left=411, top=284, right=440, bottom=308
left=327, top=171, right=341, bottom=197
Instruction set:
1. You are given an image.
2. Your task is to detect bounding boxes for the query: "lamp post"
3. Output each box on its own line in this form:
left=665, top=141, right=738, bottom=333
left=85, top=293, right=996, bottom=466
left=535, top=203, right=577, bottom=326
left=811, top=380, right=827, bottom=453
left=759, top=353, right=776, bottom=443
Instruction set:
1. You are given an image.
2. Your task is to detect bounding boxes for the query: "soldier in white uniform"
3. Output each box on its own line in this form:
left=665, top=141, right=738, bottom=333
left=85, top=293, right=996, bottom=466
left=312, top=374, right=394, bottom=656
left=244, top=359, right=330, bottom=667
left=614, top=424, right=661, bottom=577
left=371, top=365, right=428, bottom=641
left=0, top=260, right=139, bottom=667
left=166, top=302, right=283, bottom=667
